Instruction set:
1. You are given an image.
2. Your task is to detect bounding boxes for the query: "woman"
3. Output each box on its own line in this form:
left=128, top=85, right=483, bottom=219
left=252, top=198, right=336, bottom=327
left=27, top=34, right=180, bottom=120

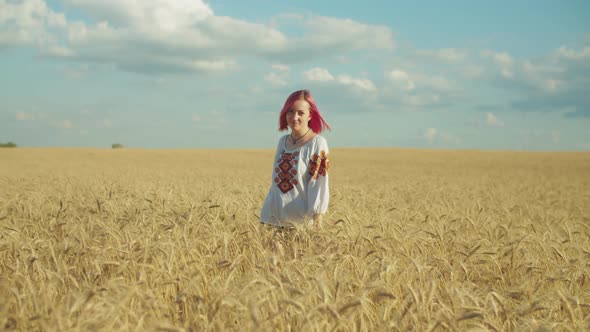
left=261, top=90, right=331, bottom=228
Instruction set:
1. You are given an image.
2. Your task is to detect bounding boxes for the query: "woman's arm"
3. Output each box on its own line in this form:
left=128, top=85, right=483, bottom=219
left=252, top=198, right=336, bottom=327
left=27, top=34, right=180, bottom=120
left=307, top=137, right=330, bottom=226
left=313, top=213, right=323, bottom=227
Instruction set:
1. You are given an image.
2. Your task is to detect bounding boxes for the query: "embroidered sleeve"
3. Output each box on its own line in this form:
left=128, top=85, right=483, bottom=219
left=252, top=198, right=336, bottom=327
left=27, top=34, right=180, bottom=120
left=309, top=150, right=330, bottom=179
left=307, top=138, right=330, bottom=215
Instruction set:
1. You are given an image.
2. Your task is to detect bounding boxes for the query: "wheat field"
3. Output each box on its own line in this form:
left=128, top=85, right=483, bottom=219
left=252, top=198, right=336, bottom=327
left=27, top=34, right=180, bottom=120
left=0, top=147, right=589, bottom=331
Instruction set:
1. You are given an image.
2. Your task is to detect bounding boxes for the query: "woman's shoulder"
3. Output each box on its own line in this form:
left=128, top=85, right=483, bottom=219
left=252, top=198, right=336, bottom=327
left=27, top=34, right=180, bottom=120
left=314, top=134, right=328, bottom=144
left=277, top=134, right=289, bottom=145
left=312, top=134, right=329, bottom=151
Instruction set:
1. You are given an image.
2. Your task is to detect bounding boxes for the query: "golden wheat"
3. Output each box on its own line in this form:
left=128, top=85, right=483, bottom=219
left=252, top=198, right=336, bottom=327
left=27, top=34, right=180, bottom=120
left=0, top=147, right=589, bottom=331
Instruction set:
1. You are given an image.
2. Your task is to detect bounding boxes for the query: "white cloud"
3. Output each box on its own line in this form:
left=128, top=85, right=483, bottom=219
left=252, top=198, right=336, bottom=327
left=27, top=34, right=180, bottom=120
left=387, top=69, right=415, bottom=91
left=3, top=1, right=393, bottom=75
left=542, top=78, right=563, bottom=92
left=52, top=120, right=73, bottom=129
left=0, top=0, right=66, bottom=48
left=265, top=64, right=290, bottom=87
left=416, top=48, right=468, bottom=62
left=481, top=50, right=513, bottom=66
left=424, top=128, right=437, bottom=142
left=61, top=0, right=213, bottom=32
left=45, top=44, right=74, bottom=57
left=97, top=119, right=112, bottom=128
left=189, top=59, right=236, bottom=72
left=64, top=64, right=89, bottom=78
left=192, top=110, right=226, bottom=129
left=15, top=110, right=48, bottom=121
left=461, top=65, right=485, bottom=78
left=271, top=64, right=289, bottom=72
left=424, top=127, right=460, bottom=144
left=336, top=74, right=376, bottom=92
left=402, top=94, right=441, bottom=107
left=297, top=15, right=394, bottom=52
left=303, top=67, right=334, bottom=82
left=522, top=61, right=562, bottom=74
left=303, top=67, right=376, bottom=92
left=486, top=112, right=504, bottom=127
left=555, top=46, right=590, bottom=60
left=478, top=46, right=590, bottom=111
left=16, top=111, right=35, bottom=121
left=386, top=69, right=459, bottom=93
left=417, top=75, right=458, bottom=92
left=264, top=72, right=287, bottom=87
left=500, top=68, right=513, bottom=79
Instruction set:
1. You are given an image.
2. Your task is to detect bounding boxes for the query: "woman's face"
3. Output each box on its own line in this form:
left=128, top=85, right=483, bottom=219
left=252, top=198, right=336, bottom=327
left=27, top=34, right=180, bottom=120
left=286, top=100, right=312, bottom=131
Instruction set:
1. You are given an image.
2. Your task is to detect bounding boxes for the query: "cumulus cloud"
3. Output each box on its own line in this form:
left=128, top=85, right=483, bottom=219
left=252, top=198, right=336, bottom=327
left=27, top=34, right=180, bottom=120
left=265, top=64, right=290, bottom=87
left=303, top=67, right=376, bottom=92
left=52, top=119, right=73, bottom=129
left=387, top=69, right=415, bottom=91
left=15, top=110, right=47, bottom=121
left=479, top=44, right=590, bottom=117
left=486, top=112, right=504, bottom=127
left=303, top=67, right=334, bottom=82
left=44, top=44, right=74, bottom=57
left=2, top=0, right=395, bottom=75
left=0, top=0, right=66, bottom=48
left=16, top=111, right=35, bottom=121
left=501, top=68, right=513, bottom=79
left=336, top=74, right=376, bottom=92
left=481, top=50, right=513, bottom=66
left=293, top=15, right=393, bottom=53
left=402, top=94, right=442, bottom=107
left=97, top=119, right=112, bottom=128
left=61, top=0, right=213, bottom=32
left=386, top=69, right=460, bottom=93
left=192, top=110, right=226, bottom=129
left=424, top=128, right=437, bottom=142
left=424, top=127, right=459, bottom=144
left=555, top=46, right=590, bottom=60
left=416, top=48, right=469, bottom=62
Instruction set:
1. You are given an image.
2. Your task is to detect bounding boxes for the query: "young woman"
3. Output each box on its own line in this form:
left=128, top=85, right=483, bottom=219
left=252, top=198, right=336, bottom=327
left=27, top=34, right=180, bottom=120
left=261, top=90, right=331, bottom=228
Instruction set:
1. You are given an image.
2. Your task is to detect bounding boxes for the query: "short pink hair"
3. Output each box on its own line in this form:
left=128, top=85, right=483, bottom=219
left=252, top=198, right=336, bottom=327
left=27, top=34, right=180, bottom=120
left=279, top=90, right=331, bottom=133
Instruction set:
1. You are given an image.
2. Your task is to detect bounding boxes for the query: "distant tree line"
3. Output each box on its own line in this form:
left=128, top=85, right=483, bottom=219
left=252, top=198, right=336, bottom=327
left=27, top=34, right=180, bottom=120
left=0, top=142, right=127, bottom=148
left=0, top=142, right=17, bottom=148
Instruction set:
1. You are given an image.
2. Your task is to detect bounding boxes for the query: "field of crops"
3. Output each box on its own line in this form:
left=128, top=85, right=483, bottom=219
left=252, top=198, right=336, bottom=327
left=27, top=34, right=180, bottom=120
left=1, top=147, right=589, bottom=331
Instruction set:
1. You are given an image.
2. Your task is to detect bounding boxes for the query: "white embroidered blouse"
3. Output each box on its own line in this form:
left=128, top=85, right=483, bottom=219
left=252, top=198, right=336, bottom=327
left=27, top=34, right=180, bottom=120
left=261, top=134, right=330, bottom=227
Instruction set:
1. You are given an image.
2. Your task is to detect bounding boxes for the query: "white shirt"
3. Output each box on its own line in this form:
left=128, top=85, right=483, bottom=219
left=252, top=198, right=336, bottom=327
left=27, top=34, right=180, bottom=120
left=261, top=134, right=330, bottom=227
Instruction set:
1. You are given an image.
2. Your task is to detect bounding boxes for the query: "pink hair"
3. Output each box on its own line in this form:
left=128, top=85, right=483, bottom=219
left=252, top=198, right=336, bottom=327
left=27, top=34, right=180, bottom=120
left=279, top=90, right=331, bottom=133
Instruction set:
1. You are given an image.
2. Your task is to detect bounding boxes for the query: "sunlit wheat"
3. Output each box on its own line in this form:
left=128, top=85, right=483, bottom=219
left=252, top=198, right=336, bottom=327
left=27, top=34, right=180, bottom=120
left=0, top=147, right=589, bottom=331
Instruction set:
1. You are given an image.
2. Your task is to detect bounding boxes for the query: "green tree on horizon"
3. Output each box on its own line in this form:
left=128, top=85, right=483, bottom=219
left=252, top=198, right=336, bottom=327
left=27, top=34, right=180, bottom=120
left=0, top=142, right=17, bottom=148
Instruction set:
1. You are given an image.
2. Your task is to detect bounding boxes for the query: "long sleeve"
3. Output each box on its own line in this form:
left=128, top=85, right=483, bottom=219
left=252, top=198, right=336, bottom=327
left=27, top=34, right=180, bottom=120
left=307, top=138, right=330, bottom=215
left=270, top=136, right=283, bottom=182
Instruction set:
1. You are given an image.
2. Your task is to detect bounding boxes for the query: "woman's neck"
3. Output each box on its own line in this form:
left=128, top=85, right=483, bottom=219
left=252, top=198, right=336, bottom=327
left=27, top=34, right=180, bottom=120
left=291, top=127, right=309, bottom=138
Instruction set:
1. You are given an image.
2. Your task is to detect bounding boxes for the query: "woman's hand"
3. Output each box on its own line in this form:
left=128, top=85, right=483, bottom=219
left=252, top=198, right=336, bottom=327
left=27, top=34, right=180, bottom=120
left=313, top=213, right=323, bottom=228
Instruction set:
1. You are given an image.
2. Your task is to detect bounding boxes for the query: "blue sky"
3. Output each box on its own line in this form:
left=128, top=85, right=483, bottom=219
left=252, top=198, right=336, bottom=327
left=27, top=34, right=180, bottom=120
left=1, top=0, right=589, bottom=150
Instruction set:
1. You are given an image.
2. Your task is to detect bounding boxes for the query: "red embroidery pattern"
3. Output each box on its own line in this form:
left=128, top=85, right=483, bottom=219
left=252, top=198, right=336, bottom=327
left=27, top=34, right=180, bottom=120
left=309, top=150, right=330, bottom=179
left=275, top=150, right=300, bottom=193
